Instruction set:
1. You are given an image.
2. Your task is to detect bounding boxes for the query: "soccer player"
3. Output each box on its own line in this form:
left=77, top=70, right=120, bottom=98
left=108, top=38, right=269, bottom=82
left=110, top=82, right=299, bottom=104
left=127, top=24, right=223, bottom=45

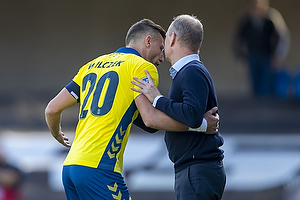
left=45, top=18, right=219, bottom=200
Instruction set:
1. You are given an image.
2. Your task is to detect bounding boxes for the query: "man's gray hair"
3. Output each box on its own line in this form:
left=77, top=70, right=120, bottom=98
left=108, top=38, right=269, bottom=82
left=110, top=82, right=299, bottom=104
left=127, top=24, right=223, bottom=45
left=169, top=14, right=204, bottom=53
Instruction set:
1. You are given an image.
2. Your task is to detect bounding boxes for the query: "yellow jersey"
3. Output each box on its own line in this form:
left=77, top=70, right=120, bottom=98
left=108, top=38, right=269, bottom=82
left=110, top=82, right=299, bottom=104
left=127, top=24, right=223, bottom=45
left=64, top=47, right=159, bottom=173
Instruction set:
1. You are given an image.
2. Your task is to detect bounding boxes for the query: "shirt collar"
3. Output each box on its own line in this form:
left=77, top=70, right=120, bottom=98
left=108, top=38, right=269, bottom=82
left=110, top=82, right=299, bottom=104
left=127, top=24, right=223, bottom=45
left=171, top=54, right=200, bottom=72
left=115, top=47, right=142, bottom=57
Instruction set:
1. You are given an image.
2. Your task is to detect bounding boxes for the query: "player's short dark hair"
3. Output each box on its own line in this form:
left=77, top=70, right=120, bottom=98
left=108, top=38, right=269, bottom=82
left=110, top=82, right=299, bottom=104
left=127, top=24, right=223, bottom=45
left=125, top=19, right=166, bottom=45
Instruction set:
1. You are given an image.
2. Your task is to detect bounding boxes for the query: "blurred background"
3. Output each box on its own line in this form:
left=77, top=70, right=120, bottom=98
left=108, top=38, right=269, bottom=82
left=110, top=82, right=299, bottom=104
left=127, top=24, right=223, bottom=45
left=1, top=0, right=300, bottom=199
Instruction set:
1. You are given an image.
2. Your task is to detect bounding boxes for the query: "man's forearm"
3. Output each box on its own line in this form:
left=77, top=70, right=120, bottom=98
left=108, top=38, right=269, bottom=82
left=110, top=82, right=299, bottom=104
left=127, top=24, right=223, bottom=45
left=45, top=108, right=62, bottom=139
left=46, top=115, right=61, bottom=138
left=135, top=94, right=211, bottom=132
left=135, top=94, right=189, bottom=132
left=45, top=88, right=77, bottom=139
left=145, top=107, right=190, bottom=132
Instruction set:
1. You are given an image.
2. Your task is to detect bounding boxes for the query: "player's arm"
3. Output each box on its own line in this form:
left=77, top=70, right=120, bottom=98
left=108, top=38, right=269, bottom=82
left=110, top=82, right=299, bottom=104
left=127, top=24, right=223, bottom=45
left=135, top=94, right=190, bottom=132
left=45, top=88, right=77, bottom=147
left=135, top=95, right=219, bottom=133
left=133, top=113, right=158, bottom=133
left=132, top=70, right=219, bottom=134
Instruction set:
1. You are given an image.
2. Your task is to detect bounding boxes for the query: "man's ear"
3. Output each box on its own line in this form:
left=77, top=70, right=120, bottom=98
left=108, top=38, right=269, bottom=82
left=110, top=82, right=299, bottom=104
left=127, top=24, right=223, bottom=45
left=144, top=35, right=152, bottom=48
left=170, top=32, right=176, bottom=47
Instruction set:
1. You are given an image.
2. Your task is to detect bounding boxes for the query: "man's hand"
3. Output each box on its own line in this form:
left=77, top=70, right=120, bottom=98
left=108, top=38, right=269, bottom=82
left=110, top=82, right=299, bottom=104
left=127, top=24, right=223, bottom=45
left=45, top=88, right=76, bottom=148
left=131, top=69, right=161, bottom=103
left=204, top=107, right=219, bottom=134
left=53, top=127, right=71, bottom=148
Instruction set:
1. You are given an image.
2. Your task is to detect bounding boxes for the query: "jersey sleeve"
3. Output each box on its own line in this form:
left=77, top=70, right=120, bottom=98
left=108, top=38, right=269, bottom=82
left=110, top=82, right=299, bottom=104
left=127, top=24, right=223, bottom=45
left=65, top=65, right=86, bottom=102
left=65, top=81, right=80, bottom=102
left=72, top=66, right=85, bottom=86
left=132, top=62, right=159, bottom=99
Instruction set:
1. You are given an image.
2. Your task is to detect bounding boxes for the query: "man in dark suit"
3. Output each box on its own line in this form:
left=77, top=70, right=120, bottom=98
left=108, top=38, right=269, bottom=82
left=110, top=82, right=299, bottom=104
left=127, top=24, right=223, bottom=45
left=131, top=14, right=226, bottom=200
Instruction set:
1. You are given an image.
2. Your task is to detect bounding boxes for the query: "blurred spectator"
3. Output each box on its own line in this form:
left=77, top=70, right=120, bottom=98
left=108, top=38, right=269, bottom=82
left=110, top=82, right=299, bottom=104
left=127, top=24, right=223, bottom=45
left=268, top=7, right=290, bottom=67
left=233, top=0, right=289, bottom=98
left=269, top=6, right=291, bottom=99
left=0, top=151, right=23, bottom=200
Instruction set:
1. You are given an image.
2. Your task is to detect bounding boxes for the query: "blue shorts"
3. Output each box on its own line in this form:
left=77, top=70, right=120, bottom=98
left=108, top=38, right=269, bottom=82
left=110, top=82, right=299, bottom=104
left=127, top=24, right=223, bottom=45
left=62, top=165, right=131, bottom=200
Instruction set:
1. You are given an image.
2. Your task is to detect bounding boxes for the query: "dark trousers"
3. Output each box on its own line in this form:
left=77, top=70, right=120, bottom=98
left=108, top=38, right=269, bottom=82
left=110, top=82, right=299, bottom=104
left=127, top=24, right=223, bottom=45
left=248, top=54, right=273, bottom=97
left=175, top=161, right=226, bottom=200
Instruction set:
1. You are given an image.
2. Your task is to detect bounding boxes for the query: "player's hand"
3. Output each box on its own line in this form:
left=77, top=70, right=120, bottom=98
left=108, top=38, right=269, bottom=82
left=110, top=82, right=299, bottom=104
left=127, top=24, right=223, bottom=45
left=54, top=127, right=71, bottom=148
left=204, top=107, right=219, bottom=134
left=131, top=69, right=161, bottom=103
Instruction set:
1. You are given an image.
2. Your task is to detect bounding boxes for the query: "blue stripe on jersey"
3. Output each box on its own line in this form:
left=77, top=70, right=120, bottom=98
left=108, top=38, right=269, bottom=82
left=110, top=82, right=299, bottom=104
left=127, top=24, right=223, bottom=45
left=66, top=81, right=80, bottom=102
left=97, top=101, right=137, bottom=170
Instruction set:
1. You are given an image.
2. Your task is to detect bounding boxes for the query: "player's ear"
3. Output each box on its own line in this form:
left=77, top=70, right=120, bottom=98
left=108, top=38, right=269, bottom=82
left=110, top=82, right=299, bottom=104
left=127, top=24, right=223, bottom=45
left=144, top=35, right=151, bottom=49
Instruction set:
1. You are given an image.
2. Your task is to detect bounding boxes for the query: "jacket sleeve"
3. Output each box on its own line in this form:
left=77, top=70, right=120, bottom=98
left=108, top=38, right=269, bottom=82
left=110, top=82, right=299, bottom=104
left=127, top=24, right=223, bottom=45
left=155, top=66, right=209, bottom=128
